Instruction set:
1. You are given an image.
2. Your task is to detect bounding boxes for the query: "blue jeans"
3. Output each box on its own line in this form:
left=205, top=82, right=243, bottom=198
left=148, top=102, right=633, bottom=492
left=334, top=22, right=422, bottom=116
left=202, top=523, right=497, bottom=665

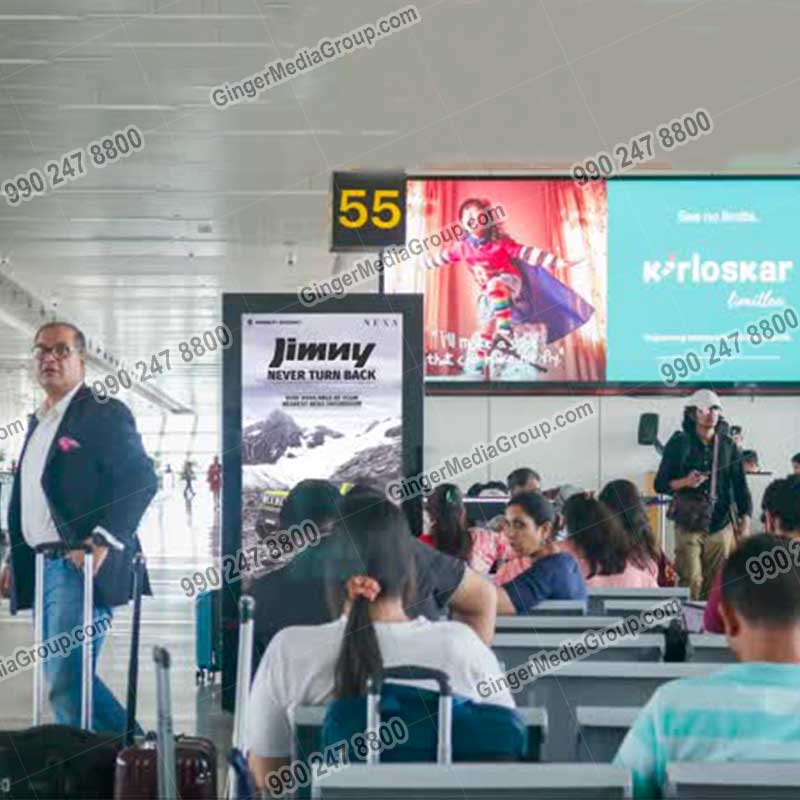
left=40, top=557, right=134, bottom=734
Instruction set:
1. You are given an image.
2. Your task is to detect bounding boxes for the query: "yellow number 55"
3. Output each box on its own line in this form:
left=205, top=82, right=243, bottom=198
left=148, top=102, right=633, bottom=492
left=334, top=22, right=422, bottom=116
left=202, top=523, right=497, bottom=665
left=371, top=189, right=401, bottom=229
left=338, top=189, right=401, bottom=230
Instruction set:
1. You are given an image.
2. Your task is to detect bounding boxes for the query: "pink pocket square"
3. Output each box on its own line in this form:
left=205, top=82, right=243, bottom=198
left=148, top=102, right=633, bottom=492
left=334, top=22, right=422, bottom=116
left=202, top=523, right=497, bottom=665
left=57, top=436, right=81, bottom=452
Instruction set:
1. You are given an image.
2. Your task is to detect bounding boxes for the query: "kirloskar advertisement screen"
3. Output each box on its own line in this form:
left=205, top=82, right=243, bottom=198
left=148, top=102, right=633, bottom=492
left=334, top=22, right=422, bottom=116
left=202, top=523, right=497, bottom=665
left=386, top=176, right=800, bottom=391
left=607, top=178, right=799, bottom=384
left=240, top=311, right=403, bottom=557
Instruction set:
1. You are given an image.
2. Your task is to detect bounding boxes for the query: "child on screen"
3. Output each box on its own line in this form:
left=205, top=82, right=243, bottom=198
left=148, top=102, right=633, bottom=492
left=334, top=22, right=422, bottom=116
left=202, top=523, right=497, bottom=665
left=424, top=197, right=594, bottom=375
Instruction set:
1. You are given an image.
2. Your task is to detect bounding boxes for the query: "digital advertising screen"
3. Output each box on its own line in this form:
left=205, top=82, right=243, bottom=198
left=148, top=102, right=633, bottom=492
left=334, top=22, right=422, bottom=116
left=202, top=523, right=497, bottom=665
left=382, top=175, right=800, bottom=393
left=388, top=177, right=608, bottom=385
left=240, top=311, right=404, bottom=556
left=221, top=293, right=423, bottom=710
left=606, top=178, right=799, bottom=386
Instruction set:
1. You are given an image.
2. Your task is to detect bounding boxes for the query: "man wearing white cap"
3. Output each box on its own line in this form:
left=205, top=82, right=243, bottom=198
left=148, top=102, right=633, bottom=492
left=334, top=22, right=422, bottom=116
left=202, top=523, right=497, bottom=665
left=654, top=389, right=752, bottom=599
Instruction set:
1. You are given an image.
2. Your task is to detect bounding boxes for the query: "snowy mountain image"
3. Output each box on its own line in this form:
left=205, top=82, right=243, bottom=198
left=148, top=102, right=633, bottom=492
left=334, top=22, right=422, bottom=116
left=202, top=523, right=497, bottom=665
left=241, top=409, right=345, bottom=465
left=242, top=408, right=401, bottom=489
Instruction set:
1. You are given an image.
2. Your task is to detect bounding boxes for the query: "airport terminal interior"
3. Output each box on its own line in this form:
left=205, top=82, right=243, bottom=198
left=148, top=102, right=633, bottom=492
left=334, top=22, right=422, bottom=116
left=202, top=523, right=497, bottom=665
left=1, top=1, right=800, bottom=798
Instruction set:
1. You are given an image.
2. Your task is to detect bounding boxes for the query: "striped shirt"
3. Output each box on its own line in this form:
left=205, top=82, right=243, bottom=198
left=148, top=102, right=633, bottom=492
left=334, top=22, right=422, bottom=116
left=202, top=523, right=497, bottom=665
left=613, top=662, right=800, bottom=798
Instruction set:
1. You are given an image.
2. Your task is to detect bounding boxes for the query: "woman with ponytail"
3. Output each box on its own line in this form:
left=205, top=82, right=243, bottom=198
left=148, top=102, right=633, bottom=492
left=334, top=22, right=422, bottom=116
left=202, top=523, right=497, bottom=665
left=420, top=483, right=513, bottom=575
left=247, top=492, right=513, bottom=791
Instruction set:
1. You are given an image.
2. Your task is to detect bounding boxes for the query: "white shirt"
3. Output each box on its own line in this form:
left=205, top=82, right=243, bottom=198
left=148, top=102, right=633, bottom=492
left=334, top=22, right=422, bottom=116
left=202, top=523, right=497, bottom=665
left=19, top=383, right=123, bottom=552
left=20, top=383, right=82, bottom=549
left=246, top=616, right=515, bottom=758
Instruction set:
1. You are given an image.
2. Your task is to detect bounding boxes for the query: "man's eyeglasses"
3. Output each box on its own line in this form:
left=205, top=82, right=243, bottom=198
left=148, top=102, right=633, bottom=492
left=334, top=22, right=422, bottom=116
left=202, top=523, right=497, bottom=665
left=32, top=343, right=81, bottom=361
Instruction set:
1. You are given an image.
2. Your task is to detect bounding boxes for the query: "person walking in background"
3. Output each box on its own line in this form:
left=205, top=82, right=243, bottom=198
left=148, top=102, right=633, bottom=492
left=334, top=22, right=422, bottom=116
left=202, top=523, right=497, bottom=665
left=791, top=453, right=800, bottom=477
left=181, top=459, right=196, bottom=500
left=207, top=455, right=222, bottom=510
left=419, top=483, right=513, bottom=575
left=0, top=322, right=157, bottom=734
left=153, top=459, right=163, bottom=492
left=654, top=389, right=752, bottom=600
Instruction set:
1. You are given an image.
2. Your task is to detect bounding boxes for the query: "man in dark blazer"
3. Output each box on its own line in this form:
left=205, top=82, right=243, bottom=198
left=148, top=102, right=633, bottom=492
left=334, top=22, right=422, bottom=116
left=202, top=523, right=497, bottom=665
left=0, top=321, right=157, bottom=733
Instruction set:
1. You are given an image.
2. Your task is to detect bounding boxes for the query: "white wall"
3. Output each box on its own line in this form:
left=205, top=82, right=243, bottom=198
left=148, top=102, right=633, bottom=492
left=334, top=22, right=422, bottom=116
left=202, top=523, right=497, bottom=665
left=425, top=393, right=800, bottom=514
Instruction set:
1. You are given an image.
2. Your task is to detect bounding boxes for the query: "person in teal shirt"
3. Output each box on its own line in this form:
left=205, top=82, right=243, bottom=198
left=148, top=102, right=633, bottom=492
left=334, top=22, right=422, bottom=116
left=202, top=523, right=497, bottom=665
left=614, top=533, right=800, bottom=798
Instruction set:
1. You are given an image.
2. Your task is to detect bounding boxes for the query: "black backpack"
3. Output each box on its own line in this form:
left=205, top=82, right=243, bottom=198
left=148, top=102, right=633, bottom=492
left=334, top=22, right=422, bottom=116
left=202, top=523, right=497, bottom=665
left=663, top=616, right=694, bottom=662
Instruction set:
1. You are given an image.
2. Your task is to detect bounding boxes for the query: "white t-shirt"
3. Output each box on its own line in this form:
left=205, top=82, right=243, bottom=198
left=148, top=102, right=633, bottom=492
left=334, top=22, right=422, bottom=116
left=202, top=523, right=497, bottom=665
left=246, top=616, right=515, bottom=757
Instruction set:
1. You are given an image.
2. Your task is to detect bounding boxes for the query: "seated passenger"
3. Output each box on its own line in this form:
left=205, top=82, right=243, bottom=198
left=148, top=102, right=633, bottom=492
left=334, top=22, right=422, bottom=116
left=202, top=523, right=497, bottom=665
left=250, top=481, right=497, bottom=664
left=465, top=480, right=509, bottom=497
left=249, top=479, right=342, bottom=664
left=598, top=479, right=675, bottom=586
left=495, top=484, right=586, bottom=586
left=507, top=467, right=542, bottom=496
left=246, top=494, right=513, bottom=792
left=559, top=493, right=658, bottom=588
left=705, top=476, right=800, bottom=633
left=614, top=533, right=800, bottom=799
left=741, top=448, right=760, bottom=474
left=496, top=492, right=587, bottom=615
left=419, top=483, right=513, bottom=575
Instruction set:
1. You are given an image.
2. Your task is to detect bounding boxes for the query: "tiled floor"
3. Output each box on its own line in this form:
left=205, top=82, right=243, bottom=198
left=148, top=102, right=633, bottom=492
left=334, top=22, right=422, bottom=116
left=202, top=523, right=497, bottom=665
left=0, top=487, right=233, bottom=778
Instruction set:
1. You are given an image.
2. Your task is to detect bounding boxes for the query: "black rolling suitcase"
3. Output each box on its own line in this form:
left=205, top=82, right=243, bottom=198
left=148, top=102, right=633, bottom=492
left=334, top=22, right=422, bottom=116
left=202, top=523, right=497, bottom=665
left=0, top=545, right=145, bottom=799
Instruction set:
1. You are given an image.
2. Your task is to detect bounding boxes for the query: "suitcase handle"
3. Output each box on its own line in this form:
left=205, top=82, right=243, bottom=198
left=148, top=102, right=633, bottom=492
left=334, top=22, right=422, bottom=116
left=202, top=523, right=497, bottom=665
left=368, top=666, right=452, bottom=696
left=365, top=666, right=453, bottom=766
left=239, top=593, right=255, bottom=624
left=32, top=543, right=94, bottom=729
left=124, top=553, right=146, bottom=746
left=153, top=646, right=177, bottom=800
left=227, top=595, right=256, bottom=800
